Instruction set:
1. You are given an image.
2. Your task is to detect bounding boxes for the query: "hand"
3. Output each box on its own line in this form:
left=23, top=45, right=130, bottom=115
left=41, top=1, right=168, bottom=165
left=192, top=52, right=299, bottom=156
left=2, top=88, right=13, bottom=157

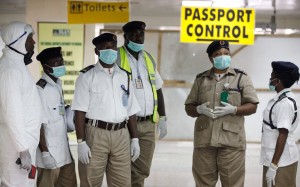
left=41, top=152, right=56, bottom=169
left=78, top=141, right=92, bottom=164
left=20, top=150, right=32, bottom=171
left=213, top=101, right=237, bottom=118
left=266, top=163, right=278, bottom=187
left=131, top=138, right=140, bottom=162
left=196, top=102, right=215, bottom=118
left=157, top=117, right=167, bottom=139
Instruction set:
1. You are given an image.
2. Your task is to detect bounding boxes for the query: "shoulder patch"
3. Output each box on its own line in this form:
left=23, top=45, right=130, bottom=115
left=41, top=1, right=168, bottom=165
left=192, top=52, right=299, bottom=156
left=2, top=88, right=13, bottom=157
left=196, top=70, right=208, bottom=78
left=234, top=68, right=247, bottom=75
left=80, top=65, right=95, bottom=73
left=36, top=79, right=47, bottom=89
left=118, top=66, right=132, bottom=75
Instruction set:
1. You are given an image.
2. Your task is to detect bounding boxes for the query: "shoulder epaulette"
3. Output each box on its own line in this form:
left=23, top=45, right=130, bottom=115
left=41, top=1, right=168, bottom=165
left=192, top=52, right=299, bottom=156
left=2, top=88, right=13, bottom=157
left=36, top=79, right=47, bottom=89
left=118, top=66, right=132, bottom=75
left=234, top=68, right=247, bottom=75
left=196, top=70, right=208, bottom=78
left=80, top=65, right=95, bottom=73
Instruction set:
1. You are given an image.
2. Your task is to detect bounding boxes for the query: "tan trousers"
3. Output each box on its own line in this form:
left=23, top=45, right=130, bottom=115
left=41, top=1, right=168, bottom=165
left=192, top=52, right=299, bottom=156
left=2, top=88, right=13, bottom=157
left=79, top=124, right=131, bottom=187
left=262, top=161, right=298, bottom=187
left=37, top=161, right=77, bottom=187
left=193, top=147, right=245, bottom=187
left=131, top=120, right=156, bottom=187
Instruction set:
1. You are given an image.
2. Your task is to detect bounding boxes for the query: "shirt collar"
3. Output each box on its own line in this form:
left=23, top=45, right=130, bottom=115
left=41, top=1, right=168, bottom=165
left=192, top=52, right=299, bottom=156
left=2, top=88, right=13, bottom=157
left=202, top=67, right=236, bottom=78
left=42, top=72, right=61, bottom=86
left=95, top=62, right=123, bottom=74
left=273, top=88, right=292, bottom=101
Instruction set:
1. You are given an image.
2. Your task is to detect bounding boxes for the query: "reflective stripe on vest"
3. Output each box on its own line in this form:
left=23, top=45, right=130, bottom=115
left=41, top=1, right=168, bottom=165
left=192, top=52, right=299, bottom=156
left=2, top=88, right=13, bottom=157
left=119, top=46, right=158, bottom=123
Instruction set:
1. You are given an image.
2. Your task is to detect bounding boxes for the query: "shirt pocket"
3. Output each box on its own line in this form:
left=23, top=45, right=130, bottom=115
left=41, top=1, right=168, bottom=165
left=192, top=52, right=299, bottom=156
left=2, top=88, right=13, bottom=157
left=228, top=90, right=241, bottom=106
left=90, top=85, right=108, bottom=104
left=198, top=85, right=214, bottom=103
left=47, top=103, right=62, bottom=124
left=218, top=121, right=241, bottom=148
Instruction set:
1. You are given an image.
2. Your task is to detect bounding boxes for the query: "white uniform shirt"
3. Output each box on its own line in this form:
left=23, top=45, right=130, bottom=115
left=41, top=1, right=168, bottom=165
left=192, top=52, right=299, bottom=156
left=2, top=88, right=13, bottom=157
left=124, top=48, right=163, bottom=117
left=260, top=88, right=299, bottom=167
left=35, top=73, right=72, bottom=168
left=72, top=63, right=140, bottom=123
left=0, top=50, right=42, bottom=153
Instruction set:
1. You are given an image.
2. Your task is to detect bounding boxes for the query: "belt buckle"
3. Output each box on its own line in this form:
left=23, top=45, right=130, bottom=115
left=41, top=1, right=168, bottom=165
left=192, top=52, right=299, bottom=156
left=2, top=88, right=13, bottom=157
left=91, top=120, right=96, bottom=127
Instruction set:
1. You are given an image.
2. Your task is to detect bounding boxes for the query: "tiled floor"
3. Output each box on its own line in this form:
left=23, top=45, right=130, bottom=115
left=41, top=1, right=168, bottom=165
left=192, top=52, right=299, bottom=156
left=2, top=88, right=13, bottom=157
left=70, top=141, right=300, bottom=187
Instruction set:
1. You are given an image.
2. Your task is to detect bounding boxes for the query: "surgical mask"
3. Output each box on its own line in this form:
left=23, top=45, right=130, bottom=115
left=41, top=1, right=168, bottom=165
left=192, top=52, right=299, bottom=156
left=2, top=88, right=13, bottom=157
left=127, top=41, right=144, bottom=52
left=7, top=45, right=34, bottom=65
left=99, top=49, right=117, bottom=65
left=269, top=78, right=278, bottom=91
left=213, top=55, right=231, bottom=70
left=50, top=65, right=66, bottom=77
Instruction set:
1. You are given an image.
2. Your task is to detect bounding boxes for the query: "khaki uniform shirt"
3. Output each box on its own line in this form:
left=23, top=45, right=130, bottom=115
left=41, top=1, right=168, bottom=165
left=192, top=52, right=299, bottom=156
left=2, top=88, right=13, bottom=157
left=185, top=68, right=259, bottom=150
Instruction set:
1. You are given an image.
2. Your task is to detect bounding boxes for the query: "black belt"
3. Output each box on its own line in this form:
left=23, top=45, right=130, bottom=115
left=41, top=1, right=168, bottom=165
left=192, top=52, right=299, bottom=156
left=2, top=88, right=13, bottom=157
left=88, top=119, right=127, bottom=131
left=136, top=115, right=152, bottom=122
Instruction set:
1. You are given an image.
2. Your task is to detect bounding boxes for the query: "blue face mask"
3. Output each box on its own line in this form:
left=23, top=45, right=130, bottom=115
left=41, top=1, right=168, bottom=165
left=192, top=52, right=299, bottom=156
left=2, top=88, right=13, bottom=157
left=99, top=49, right=118, bottom=65
left=269, top=78, right=277, bottom=91
left=50, top=65, right=66, bottom=78
left=213, top=55, right=231, bottom=70
left=127, top=41, right=144, bottom=52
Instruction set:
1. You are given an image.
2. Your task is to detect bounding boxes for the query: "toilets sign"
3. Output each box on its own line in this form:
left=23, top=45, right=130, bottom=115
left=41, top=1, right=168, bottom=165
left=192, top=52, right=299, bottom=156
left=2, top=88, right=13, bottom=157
left=180, top=7, right=255, bottom=45
left=68, top=1, right=129, bottom=23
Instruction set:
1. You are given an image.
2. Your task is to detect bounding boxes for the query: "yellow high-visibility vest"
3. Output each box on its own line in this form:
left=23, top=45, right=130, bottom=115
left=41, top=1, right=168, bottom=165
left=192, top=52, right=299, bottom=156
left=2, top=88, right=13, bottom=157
left=118, top=46, right=158, bottom=123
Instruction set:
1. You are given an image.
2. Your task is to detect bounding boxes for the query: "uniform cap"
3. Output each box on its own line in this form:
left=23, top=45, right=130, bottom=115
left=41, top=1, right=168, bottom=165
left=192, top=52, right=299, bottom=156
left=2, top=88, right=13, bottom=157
left=272, top=61, right=299, bottom=72
left=206, top=40, right=229, bottom=56
left=92, top=33, right=117, bottom=46
left=36, top=47, right=62, bottom=64
left=122, top=21, right=146, bottom=33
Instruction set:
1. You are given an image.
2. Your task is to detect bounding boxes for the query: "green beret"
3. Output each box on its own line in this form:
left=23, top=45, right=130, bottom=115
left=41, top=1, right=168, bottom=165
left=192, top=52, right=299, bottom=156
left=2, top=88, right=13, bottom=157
left=122, top=21, right=146, bottom=33
left=206, top=40, right=229, bottom=56
left=92, top=33, right=117, bottom=46
left=36, top=47, right=62, bottom=64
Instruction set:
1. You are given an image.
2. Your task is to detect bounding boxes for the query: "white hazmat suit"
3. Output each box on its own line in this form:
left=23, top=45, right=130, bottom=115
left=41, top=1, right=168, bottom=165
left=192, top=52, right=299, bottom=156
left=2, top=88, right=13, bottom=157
left=0, top=21, right=42, bottom=187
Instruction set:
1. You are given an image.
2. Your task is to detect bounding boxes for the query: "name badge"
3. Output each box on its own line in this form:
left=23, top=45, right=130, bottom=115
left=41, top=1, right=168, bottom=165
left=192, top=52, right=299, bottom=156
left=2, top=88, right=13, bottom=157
left=220, top=91, right=229, bottom=103
left=59, top=105, right=65, bottom=115
left=135, top=78, right=143, bottom=89
left=122, top=93, right=128, bottom=107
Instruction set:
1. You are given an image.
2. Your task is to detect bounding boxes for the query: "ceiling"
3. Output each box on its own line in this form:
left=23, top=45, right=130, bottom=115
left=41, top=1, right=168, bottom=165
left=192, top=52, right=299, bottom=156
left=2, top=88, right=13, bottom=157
left=0, top=0, right=300, bottom=18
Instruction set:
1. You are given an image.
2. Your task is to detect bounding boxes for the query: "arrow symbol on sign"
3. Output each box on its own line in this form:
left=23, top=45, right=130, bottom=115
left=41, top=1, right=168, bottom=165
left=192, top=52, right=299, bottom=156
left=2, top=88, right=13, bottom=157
left=119, top=4, right=127, bottom=11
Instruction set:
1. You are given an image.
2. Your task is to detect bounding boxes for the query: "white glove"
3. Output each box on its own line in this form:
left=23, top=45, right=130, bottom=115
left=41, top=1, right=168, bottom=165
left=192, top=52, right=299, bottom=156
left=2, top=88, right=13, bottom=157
left=213, top=101, right=237, bottom=118
left=131, top=138, right=140, bottom=162
left=41, top=152, right=56, bottom=169
left=78, top=141, right=92, bottom=164
left=20, top=149, right=32, bottom=171
left=196, top=102, right=215, bottom=118
left=266, top=163, right=278, bottom=187
left=157, top=117, right=167, bottom=139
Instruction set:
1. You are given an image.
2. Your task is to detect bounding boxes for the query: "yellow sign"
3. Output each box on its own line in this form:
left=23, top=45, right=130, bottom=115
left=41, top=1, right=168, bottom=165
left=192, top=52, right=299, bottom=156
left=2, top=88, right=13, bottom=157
left=38, top=23, right=84, bottom=104
left=68, top=1, right=129, bottom=24
left=180, top=7, right=255, bottom=45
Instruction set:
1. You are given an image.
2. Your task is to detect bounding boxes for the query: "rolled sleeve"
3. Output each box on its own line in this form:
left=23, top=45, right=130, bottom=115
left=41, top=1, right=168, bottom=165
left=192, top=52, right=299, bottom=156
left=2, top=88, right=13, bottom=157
left=275, top=100, right=294, bottom=131
left=72, top=74, right=90, bottom=112
left=240, top=75, right=259, bottom=104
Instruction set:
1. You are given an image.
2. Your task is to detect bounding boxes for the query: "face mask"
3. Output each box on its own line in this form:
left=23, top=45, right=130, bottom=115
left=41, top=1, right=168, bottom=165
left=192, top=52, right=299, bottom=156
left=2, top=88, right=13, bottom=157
left=50, top=65, right=66, bottom=77
left=6, top=45, right=33, bottom=65
left=127, top=41, right=144, bottom=52
left=213, top=55, right=231, bottom=70
left=99, top=49, right=117, bottom=65
left=269, top=78, right=277, bottom=91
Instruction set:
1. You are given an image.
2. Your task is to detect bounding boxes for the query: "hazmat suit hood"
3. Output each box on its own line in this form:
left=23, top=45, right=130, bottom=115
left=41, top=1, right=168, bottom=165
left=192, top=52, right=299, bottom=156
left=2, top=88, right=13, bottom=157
left=0, top=21, right=34, bottom=64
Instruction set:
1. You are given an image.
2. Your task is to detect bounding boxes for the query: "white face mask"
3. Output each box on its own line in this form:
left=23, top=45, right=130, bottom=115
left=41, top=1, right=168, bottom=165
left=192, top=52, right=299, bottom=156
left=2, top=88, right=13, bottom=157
left=213, top=55, right=231, bottom=70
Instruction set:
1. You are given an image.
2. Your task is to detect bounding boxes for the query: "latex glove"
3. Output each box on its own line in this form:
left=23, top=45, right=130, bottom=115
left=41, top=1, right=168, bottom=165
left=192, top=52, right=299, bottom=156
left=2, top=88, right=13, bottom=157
left=266, top=163, right=278, bottom=187
left=157, top=117, right=167, bottom=139
left=213, top=101, right=237, bottom=118
left=131, top=138, right=140, bottom=162
left=196, top=102, right=215, bottom=118
left=78, top=141, right=92, bottom=164
left=20, top=150, right=32, bottom=171
left=41, top=152, right=56, bottom=169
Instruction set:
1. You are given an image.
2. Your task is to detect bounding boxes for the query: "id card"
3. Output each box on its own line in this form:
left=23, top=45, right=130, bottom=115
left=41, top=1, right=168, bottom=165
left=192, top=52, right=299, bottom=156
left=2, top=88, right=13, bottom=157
left=135, top=78, right=143, bottom=89
left=220, top=91, right=229, bottom=103
left=59, top=105, right=65, bottom=115
left=122, top=93, right=128, bottom=107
